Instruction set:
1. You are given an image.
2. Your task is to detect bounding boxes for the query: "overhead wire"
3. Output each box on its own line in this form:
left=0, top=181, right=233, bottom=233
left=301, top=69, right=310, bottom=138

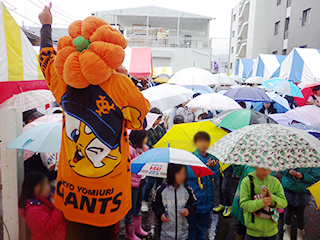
left=43, top=0, right=82, bottom=20
left=37, top=0, right=80, bottom=21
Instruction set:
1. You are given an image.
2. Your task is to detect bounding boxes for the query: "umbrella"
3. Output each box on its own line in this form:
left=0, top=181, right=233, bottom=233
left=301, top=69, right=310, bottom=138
left=217, top=90, right=227, bottom=95
left=22, top=114, right=63, bottom=160
left=212, top=109, right=277, bottom=130
left=307, top=181, right=320, bottom=209
left=224, top=86, right=272, bottom=102
left=141, top=84, right=194, bottom=112
left=131, top=147, right=214, bottom=179
left=184, top=85, right=214, bottom=94
left=208, top=124, right=320, bottom=171
left=290, top=123, right=320, bottom=140
left=153, top=77, right=169, bottom=83
left=295, top=82, right=320, bottom=106
left=246, top=76, right=267, bottom=84
left=0, top=90, right=56, bottom=112
left=154, top=121, right=227, bottom=152
left=7, top=122, right=62, bottom=153
left=168, top=67, right=219, bottom=86
left=286, top=106, right=320, bottom=126
left=229, top=75, right=244, bottom=83
left=262, top=78, right=303, bottom=98
left=145, top=112, right=161, bottom=131
left=213, top=74, right=236, bottom=85
left=269, top=113, right=312, bottom=126
left=186, top=93, right=241, bottom=111
left=251, top=92, right=290, bottom=113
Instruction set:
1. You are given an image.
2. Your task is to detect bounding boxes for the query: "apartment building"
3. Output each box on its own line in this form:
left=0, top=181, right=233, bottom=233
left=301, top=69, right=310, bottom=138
left=228, top=0, right=271, bottom=73
left=268, top=0, right=320, bottom=55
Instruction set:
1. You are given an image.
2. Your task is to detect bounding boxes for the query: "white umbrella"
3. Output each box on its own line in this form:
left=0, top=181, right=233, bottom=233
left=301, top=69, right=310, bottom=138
left=229, top=75, right=244, bottom=83
left=266, top=92, right=290, bottom=111
left=213, top=74, right=236, bottom=85
left=168, top=67, right=219, bottom=86
left=142, top=84, right=195, bottom=112
left=0, top=90, right=56, bottom=112
left=246, top=76, right=267, bottom=84
left=186, top=93, right=242, bottom=111
left=145, top=113, right=161, bottom=130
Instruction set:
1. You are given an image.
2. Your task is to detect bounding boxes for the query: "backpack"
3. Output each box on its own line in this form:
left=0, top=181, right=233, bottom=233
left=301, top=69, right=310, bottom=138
left=248, top=175, right=279, bottom=223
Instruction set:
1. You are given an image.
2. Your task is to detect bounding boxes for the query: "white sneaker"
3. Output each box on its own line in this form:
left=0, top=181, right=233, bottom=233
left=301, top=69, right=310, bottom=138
left=141, top=201, right=149, bottom=213
left=283, top=224, right=291, bottom=240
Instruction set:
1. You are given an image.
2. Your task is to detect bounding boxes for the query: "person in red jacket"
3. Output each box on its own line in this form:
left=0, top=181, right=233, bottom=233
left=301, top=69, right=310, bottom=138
left=18, top=172, right=65, bottom=240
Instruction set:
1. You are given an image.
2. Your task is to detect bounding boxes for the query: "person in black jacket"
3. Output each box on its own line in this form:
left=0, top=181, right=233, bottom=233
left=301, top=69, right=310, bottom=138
left=152, top=164, right=197, bottom=240
left=259, top=102, right=277, bottom=115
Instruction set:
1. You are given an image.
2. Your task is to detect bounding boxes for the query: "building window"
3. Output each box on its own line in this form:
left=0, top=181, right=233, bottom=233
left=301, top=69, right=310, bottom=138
left=284, top=18, right=289, bottom=39
left=277, top=0, right=281, bottom=6
left=232, top=31, right=235, bottom=37
left=272, top=51, right=278, bottom=54
left=231, top=47, right=234, bottom=53
left=287, top=0, right=291, bottom=7
left=302, top=8, right=311, bottom=26
left=282, top=49, right=287, bottom=55
left=274, top=21, right=280, bottom=35
left=233, top=14, right=236, bottom=21
left=230, top=63, right=233, bottom=69
left=300, top=45, right=307, bottom=48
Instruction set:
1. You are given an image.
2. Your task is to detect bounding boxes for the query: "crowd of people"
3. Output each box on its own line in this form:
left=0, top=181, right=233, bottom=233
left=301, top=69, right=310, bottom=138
left=14, top=4, right=320, bottom=240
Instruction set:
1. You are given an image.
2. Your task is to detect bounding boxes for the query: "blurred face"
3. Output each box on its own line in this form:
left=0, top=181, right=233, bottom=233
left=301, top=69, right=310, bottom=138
left=153, top=117, right=162, bottom=127
left=195, top=139, right=210, bottom=153
left=175, top=166, right=187, bottom=186
left=142, top=135, right=148, bottom=146
left=255, top=167, right=272, bottom=179
left=264, top=102, right=271, bottom=109
left=181, top=100, right=190, bottom=107
left=315, top=89, right=320, bottom=96
left=34, top=178, right=51, bottom=198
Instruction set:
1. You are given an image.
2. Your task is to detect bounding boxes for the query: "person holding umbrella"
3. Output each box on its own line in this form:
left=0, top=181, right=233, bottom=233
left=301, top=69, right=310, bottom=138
left=305, top=85, right=320, bottom=106
left=281, top=167, right=320, bottom=240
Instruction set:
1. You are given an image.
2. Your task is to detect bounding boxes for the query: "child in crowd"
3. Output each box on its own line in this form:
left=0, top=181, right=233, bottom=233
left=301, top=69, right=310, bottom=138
left=125, top=130, right=150, bottom=240
left=18, top=172, right=65, bottom=240
left=188, top=132, right=221, bottom=240
left=142, top=107, right=166, bottom=212
left=281, top=167, right=320, bottom=240
left=240, top=167, right=287, bottom=240
left=213, top=164, right=233, bottom=217
left=152, top=164, right=197, bottom=240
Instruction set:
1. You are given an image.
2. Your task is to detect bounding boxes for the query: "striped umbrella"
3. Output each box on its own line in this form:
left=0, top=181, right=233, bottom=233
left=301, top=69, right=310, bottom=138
left=0, top=90, right=56, bottom=112
left=224, top=86, right=272, bottom=102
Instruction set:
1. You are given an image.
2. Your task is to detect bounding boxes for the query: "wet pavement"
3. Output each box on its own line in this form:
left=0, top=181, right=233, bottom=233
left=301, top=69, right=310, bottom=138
left=116, top=175, right=320, bottom=240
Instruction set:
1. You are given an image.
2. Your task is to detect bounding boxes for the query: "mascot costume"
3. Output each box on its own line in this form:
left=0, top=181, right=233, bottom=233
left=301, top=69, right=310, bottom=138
left=38, top=5, right=150, bottom=239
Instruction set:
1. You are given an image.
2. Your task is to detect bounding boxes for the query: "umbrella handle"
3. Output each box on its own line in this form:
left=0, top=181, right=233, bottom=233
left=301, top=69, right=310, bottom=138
left=198, top=177, right=203, bottom=189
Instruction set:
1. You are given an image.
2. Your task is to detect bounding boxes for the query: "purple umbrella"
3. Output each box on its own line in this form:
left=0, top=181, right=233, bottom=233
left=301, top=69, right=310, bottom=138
left=224, top=86, right=272, bottom=102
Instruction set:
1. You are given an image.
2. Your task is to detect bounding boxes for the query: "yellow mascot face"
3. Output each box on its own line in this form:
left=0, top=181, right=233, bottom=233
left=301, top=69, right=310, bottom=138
left=65, top=113, right=122, bottom=178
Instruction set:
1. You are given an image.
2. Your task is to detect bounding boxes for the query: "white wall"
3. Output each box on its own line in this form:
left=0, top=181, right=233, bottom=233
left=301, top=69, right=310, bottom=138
left=229, top=4, right=240, bottom=73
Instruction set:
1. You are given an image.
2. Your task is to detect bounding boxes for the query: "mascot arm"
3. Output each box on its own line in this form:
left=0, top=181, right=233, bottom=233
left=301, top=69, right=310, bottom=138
left=39, top=25, right=67, bottom=103
left=120, top=77, right=150, bottom=130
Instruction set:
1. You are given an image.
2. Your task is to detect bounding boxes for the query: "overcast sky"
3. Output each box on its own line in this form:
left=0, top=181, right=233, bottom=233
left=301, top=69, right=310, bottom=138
left=6, top=0, right=240, bottom=54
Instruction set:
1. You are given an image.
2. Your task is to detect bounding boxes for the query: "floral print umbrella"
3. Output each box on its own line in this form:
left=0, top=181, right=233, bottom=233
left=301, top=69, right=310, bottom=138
left=208, top=124, right=320, bottom=171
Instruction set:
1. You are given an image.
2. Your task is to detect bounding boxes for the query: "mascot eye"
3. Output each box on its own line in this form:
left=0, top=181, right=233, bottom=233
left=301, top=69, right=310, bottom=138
left=87, top=147, right=103, bottom=154
left=71, top=129, right=80, bottom=143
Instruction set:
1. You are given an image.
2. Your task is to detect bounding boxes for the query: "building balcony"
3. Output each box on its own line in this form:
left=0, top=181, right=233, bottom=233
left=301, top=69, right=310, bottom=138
left=237, top=16, right=249, bottom=38
left=239, top=0, right=250, bottom=18
left=236, top=41, right=247, bottom=58
left=125, top=35, right=212, bottom=49
left=284, top=30, right=289, bottom=39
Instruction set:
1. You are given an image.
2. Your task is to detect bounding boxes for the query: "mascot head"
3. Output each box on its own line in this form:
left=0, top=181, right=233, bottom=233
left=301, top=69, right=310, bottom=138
left=55, top=16, right=127, bottom=89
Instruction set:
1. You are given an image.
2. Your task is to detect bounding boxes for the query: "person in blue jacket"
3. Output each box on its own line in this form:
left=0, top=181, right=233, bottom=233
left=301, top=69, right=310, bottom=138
left=281, top=167, right=320, bottom=240
left=188, top=132, right=220, bottom=240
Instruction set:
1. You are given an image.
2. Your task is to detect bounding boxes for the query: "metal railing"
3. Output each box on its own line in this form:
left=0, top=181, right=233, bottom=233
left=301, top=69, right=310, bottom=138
left=287, top=0, right=292, bottom=7
left=284, top=30, right=289, bottom=39
left=125, top=35, right=212, bottom=49
left=238, top=15, right=249, bottom=35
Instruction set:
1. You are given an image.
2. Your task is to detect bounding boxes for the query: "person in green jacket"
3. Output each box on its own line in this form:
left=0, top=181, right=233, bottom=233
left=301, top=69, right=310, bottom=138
left=231, top=165, right=255, bottom=240
left=281, top=167, right=320, bottom=240
left=240, top=167, right=287, bottom=240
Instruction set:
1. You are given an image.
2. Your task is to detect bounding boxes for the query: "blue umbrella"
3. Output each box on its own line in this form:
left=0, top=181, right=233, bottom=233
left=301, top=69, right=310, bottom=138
left=131, top=147, right=214, bottom=179
left=224, top=86, right=272, bottom=102
left=6, top=123, right=62, bottom=153
left=251, top=92, right=291, bottom=113
left=184, top=85, right=214, bottom=94
left=290, top=123, right=320, bottom=140
left=262, top=78, right=303, bottom=98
